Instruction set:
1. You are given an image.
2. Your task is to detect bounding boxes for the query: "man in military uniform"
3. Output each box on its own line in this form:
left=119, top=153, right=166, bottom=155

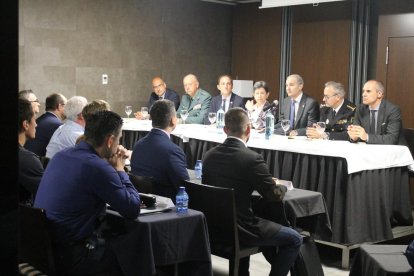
left=306, top=81, right=356, bottom=140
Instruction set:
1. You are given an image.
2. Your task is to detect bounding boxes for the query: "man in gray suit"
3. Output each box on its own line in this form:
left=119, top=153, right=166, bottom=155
left=347, top=80, right=406, bottom=145
left=177, top=74, right=212, bottom=124
left=275, top=74, right=320, bottom=136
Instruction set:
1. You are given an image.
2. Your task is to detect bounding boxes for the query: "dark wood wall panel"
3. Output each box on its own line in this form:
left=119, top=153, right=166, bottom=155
left=231, top=4, right=282, bottom=101
left=290, top=2, right=352, bottom=105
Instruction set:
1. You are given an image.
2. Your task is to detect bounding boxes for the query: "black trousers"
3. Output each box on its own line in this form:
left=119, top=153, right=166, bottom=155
left=53, top=238, right=123, bottom=276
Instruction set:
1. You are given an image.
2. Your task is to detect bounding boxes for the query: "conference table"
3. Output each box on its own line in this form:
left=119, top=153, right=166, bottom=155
left=121, top=119, right=414, bottom=247
left=106, top=208, right=212, bottom=276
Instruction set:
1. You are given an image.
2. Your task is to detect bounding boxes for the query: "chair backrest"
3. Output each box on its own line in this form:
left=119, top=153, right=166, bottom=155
left=128, top=173, right=154, bottom=194
left=183, top=180, right=240, bottom=250
left=19, top=204, right=55, bottom=275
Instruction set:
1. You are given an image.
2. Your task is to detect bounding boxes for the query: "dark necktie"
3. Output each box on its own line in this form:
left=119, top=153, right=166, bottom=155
left=222, top=99, right=227, bottom=112
left=370, top=110, right=377, bottom=133
left=159, top=96, right=163, bottom=100
left=290, top=100, right=295, bottom=128
left=332, top=110, right=336, bottom=118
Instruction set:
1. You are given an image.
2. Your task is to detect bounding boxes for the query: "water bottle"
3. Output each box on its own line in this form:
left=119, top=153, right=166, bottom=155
left=176, top=186, right=189, bottom=214
left=265, top=111, right=275, bottom=140
left=216, top=108, right=225, bottom=129
left=195, top=160, right=202, bottom=179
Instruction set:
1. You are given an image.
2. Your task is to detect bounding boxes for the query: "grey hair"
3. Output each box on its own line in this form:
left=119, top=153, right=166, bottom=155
left=288, top=74, right=304, bottom=85
left=325, top=81, right=346, bottom=98
left=253, top=81, right=270, bottom=93
left=64, top=96, right=88, bottom=121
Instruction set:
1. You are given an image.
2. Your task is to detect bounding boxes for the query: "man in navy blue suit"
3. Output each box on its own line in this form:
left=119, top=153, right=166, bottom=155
left=25, top=93, right=67, bottom=156
left=130, top=99, right=189, bottom=201
left=135, top=77, right=180, bottom=119
left=203, top=74, right=245, bottom=125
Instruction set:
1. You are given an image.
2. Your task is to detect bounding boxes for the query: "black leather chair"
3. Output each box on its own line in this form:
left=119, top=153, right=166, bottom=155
left=18, top=204, right=56, bottom=275
left=183, top=180, right=262, bottom=276
left=128, top=173, right=154, bottom=194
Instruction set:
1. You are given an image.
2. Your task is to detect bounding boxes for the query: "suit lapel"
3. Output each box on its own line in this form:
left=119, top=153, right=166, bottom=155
left=376, top=100, right=386, bottom=134
left=294, top=95, right=306, bottom=128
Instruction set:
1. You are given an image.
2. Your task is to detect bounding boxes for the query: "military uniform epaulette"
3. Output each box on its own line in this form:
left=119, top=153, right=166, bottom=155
left=346, top=104, right=356, bottom=111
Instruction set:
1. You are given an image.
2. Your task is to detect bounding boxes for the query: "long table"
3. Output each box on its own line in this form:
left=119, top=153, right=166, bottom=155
left=122, top=120, right=414, bottom=246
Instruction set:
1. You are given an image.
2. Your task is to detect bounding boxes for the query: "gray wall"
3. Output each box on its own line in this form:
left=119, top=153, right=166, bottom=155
left=19, top=0, right=233, bottom=115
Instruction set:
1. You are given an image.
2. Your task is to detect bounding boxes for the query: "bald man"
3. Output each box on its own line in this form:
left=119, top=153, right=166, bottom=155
left=176, top=74, right=212, bottom=124
left=347, top=80, right=406, bottom=145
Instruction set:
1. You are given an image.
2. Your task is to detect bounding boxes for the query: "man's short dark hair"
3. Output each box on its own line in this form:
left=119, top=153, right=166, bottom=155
left=18, top=98, right=34, bottom=133
left=84, top=111, right=123, bottom=147
left=150, top=100, right=176, bottom=129
left=45, top=93, right=65, bottom=111
left=225, top=107, right=249, bottom=137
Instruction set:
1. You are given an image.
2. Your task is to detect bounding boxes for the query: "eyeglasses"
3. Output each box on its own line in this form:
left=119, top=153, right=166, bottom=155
left=323, top=94, right=338, bottom=100
left=30, top=99, right=40, bottom=103
left=153, top=83, right=165, bottom=89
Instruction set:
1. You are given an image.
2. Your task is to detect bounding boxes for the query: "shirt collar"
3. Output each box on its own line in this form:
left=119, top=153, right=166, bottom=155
left=226, top=136, right=247, bottom=147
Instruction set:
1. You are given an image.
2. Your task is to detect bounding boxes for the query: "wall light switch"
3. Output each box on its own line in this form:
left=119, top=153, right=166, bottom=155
left=102, top=74, right=108, bottom=85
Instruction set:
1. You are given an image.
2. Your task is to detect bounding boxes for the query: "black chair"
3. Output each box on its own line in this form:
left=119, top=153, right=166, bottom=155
left=18, top=204, right=56, bottom=275
left=183, top=180, right=262, bottom=276
left=128, top=173, right=154, bottom=194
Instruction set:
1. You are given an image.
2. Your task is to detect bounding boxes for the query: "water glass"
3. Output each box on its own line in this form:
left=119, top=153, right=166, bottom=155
left=141, top=107, right=148, bottom=119
left=125, top=106, right=132, bottom=118
left=208, top=112, right=216, bottom=125
left=180, top=109, right=189, bottom=124
left=281, top=119, right=290, bottom=136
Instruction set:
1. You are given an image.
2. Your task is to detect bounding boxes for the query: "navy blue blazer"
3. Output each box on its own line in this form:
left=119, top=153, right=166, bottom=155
left=203, top=92, right=245, bottom=124
left=25, top=112, right=63, bottom=156
left=148, top=88, right=180, bottom=111
left=130, top=128, right=189, bottom=201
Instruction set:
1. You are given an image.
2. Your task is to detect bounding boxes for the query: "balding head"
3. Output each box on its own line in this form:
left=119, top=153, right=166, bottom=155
left=152, top=77, right=167, bottom=96
left=183, top=74, right=200, bottom=97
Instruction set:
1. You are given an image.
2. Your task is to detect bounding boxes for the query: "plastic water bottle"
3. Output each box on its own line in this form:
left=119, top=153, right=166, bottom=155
left=195, top=160, right=202, bottom=179
left=176, top=186, right=189, bottom=214
left=265, top=111, right=275, bottom=140
left=216, top=108, right=225, bottom=129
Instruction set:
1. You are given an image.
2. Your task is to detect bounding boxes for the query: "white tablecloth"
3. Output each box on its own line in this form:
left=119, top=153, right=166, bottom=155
left=122, top=119, right=414, bottom=174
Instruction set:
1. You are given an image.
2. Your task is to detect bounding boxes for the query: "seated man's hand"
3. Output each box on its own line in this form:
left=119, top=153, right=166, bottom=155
left=289, top=130, right=298, bottom=137
left=347, top=125, right=368, bottom=141
left=134, top=111, right=144, bottom=120
left=306, top=125, right=323, bottom=139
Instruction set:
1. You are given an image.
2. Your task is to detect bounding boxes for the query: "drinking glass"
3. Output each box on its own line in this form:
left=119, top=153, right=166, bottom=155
left=180, top=109, right=189, bottom=124
left=208, top=112, right=216, bottom=125
left=316, top=122, right=326, bottom=136
left=141, top=107, right=148, bottom=120
left=125, top=106, right=132, bottom=118
left=281, top=119, right=290, bottom=136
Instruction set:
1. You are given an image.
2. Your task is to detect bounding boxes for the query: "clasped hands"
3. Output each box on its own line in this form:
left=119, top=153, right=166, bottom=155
left=347, top=124, right=368, bottom=141
left=108, top=145, right=131, bottom=171
left=306, top=124, right=324, bottom=139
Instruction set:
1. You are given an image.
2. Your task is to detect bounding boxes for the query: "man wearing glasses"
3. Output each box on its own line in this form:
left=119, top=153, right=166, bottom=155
left=19, top=89, right=41, bottom=114
left=135, top=77, right=180, bottom=119
left=306, top=81, right=356, bottom=140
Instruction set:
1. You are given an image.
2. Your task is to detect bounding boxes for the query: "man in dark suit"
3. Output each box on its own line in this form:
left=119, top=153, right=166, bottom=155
left=275, top=74, right=319, bottom=136
left=25, top=93, right=67, bottom=156
left=306, top=81, right=356, bottom=140
left=347, top=80, right=406, bottom=145
left=131, top=100, right=189, bottom=201
left=135, top=77, right=180, bottom=119
left=202, top=108, right=302, bottom=276
left=203, top=74, right=245, bottom=125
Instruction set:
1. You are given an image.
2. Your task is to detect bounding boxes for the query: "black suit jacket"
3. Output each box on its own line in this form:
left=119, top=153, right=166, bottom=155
left=202, top=137, right=287, bottom=242
left=148, top=88, right=180, bottom=111
left=203, top=93, right=245, bottom=124
left=18, top=144, right=43, bottom=204
left=275, top=93, right=320, bottom=136
left=320, top=98, right=356, bottom=140
left=353, top=99, right=407, bottom=145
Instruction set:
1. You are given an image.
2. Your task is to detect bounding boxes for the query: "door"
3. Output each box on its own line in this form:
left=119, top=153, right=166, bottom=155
left=385, top=36, right=414, bottom=128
